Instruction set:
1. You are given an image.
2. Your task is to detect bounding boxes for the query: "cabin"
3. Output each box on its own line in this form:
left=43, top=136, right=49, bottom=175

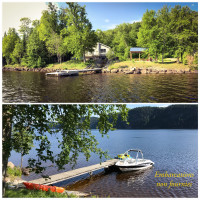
left=130, top=47, right=148, bottom=61
left=85, top=42, right=111, bottom=60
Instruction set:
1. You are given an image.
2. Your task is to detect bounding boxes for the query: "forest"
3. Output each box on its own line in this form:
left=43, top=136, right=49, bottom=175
left=90, top=105, right=198, bottom=129
left=2, top=3, right=198, bottom=68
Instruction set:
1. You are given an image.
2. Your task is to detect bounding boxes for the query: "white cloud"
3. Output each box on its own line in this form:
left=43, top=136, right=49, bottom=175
left=2, top=2, right=48, bottom=34
left=105, top=19, right=110, bottom=23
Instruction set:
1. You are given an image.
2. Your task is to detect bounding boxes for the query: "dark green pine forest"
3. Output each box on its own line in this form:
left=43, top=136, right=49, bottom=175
left=90, top=105, right=198, bottom=129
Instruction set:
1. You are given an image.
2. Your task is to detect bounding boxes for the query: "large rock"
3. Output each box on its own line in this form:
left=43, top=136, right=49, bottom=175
left=118, top=68, right=124, bottom=73
left=12, top=178, right=26, bottom=187
left=130, top=67, right=136, bottom=71
left=172, top=70, right=177, bottom=73
left=102, top=69, right=110, bottom=73
left=166, top=70, right=173, bottom=74
left=178, top=70, right=185, bottom=73
left=135, top=68, right=142, bottom=74
left=159, top=70, right=165, bottom=74
left=140, top=69, right=146, bottom=74
left=65, top=190, right=90, bottom=197
left=111, top=69, right=119, bottom=73
left=125, top=71, right=134, bottom=74
left=7, top=162, right=15, bottom=169
left=22, top=167, right=31, bottom=175
left=4, top=177, right=11, bottom=183
left=13, top=179, right=20, bottom=185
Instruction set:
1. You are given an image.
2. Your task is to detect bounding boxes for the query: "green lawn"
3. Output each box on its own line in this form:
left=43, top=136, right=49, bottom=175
left=108, top=60, right=194, bottom=71
left=46, top=60, right=92, bottom=70
left=3, top=64, right=26, bottom=69
left=5, top=188, right=77, bottom=198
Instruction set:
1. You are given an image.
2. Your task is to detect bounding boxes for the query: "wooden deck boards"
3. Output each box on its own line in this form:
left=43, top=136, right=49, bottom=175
left=30, top=159, right=118, bottom=185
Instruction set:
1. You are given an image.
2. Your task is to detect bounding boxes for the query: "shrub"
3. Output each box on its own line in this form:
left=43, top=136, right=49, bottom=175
left=46, top=64, right=54, bottom=68
left=7, top=166, right=22, bottom=177
left=183, top=52, right=197, bottom=66
left=21, top=57, right=28, bottom=67
left=194, top=53, right=198, bottom=64
left=187, top=55, right=194, bottom=66
left=106, top=49, right=115, bottom=60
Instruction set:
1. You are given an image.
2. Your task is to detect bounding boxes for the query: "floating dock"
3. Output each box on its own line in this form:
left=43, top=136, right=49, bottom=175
left=45, top=70, right=79, bottom=77
left=45, top=68, right=102, bottom=77
left=30, top=159, right=118, bottom=185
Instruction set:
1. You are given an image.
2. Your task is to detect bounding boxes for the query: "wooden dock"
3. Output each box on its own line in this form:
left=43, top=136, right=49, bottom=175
left=45, top=68, right=102, bottom=77
left=30, top=159, right=118, bottom=185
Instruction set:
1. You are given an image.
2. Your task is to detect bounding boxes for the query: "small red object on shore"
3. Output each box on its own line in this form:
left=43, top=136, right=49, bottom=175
left=23, top=182, right=65, bottom=193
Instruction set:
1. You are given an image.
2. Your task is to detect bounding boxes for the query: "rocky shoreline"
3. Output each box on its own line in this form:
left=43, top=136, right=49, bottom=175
left=103, top=68, right=198, bottom=74
left=3, top=66, right=198, bottom=74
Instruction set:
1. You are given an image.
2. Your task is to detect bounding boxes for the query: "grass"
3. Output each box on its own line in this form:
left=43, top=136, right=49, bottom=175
left=45, top=60, right=92, bottom=70
left=4, top=64, right=28, bottom=69
left=5, top=188, right=77, bottom=198
left=108, top=59, right=194, bottom=71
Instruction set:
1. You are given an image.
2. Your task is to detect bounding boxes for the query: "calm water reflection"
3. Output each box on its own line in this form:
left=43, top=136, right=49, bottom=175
left=64, top=130, right=198, bottom=197
left=3, top=71, right=198, bottom=103
left=9, top=129, right=198, bottom=197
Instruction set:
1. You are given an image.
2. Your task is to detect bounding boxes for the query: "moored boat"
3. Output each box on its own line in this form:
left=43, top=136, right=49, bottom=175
left=115, top=149, right=154, bottom=172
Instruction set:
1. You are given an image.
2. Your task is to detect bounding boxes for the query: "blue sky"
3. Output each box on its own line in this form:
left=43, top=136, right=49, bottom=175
left=58, top=2, right=198, bottom=31
left=2, top=2, right=198, bottom=34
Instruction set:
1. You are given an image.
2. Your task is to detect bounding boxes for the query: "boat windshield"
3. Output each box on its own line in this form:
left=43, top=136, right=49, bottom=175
left=124, top=149, right=144, bottom=160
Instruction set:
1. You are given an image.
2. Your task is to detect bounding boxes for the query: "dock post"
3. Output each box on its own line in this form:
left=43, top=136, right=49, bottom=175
left=104, top=166, right=110, bottom=173
left=89, top=171, right=93, bottom=176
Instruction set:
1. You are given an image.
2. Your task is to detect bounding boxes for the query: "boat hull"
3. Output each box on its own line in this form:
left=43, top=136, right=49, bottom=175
left=118, top=163, right=154, bottom=172
left=115, top=159, right=154, bottom=172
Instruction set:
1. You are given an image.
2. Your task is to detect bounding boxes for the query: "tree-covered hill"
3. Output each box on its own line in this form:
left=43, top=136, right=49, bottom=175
left=90, top=105, right=198, bottom=129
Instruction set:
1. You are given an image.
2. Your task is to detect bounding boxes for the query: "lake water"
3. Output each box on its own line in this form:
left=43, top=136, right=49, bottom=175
left=9, top=129, right=198, bottom=197
left=3, top=71, right=198, bottom=103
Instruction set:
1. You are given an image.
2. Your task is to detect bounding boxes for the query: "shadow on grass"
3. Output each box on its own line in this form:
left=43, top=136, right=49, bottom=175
left=156, top=61, right=177, bottom=64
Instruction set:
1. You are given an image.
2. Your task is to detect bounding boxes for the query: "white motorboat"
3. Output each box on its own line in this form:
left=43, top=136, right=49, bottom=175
left=115, top=149, right=154, bottom=172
